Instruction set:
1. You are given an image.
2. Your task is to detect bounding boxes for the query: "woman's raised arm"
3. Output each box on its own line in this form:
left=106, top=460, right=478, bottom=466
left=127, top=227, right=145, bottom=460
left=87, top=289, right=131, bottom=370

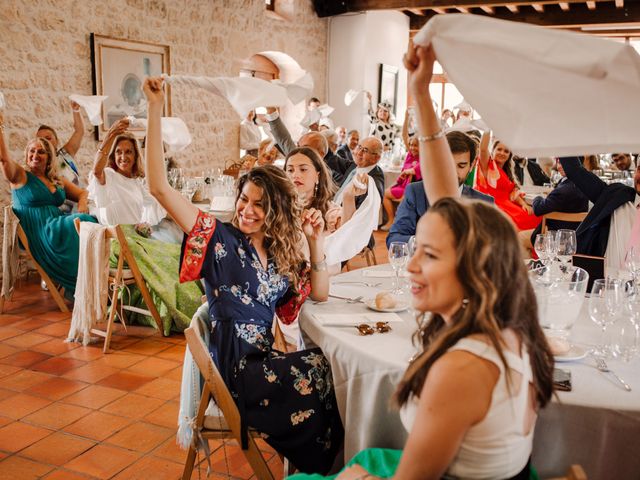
left=92, top=118, right=129, bottom=184
left=404, top=44, right=458, bottom=204
left=0, top=112, right=26, bottom=186
left=142, top=77, right=199, bottom=233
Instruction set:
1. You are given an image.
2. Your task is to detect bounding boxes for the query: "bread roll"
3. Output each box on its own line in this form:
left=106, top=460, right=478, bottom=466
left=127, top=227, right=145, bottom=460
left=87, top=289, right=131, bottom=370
left=547, top=337, right=571, bottom=356
left=375, top=292, right=396, bottom=310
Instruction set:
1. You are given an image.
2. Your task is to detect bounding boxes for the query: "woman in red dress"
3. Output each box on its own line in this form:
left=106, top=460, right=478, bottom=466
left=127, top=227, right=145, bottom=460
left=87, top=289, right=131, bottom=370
left=474, top=134, right=540, bottom=231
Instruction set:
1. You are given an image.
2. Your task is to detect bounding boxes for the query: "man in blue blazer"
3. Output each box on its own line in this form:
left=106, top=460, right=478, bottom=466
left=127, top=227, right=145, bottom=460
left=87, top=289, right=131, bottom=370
left=559, top=156, right=639, bottom=262
left=528, top=159, right=589, bottom=245
left=387, top=131, right=494, bottom=246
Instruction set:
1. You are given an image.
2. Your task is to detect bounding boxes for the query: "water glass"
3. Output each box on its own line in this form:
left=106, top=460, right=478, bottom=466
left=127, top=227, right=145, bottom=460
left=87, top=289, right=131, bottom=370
left=611, top=318, right=639, bottom=362
left=408, top=236, right=416, bottom=257
left=555, top=229, right=577, bottom=274
left=589, top=278, right=622, bottom=358
left=534, top=234, right=549, bottom=265
left=388, top=242, right=409, bottom=294
left=625, top=246, right=640, bottom=285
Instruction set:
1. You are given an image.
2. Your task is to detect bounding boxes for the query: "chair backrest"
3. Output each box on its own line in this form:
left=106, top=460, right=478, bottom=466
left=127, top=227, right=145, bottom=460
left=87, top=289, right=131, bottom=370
left=541, top=212, right=588, bottom=234
left=184, top=321, right=275, bottom=480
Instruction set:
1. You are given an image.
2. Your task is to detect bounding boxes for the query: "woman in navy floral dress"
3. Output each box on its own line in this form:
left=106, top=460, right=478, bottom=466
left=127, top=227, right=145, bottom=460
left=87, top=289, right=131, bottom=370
left=142, top=78, right=343, bottom=474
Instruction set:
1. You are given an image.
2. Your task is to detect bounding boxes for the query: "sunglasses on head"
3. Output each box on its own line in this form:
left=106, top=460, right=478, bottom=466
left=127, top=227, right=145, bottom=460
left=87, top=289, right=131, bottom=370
left=355, top=322, right=392, bottom=336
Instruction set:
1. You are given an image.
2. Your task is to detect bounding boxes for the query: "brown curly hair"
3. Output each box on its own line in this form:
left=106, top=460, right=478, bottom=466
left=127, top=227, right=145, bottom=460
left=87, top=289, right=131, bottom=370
left=24, top=138, right=60, bottom=185
left=284, top=147, right=336, bottom=217
left=233, top=166, right=306, bottom=291
left=395, top=198, right=554, bottom=410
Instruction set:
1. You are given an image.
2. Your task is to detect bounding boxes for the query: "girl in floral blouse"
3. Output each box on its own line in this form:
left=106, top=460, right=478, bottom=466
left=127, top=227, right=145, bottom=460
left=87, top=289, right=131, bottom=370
left=142, top=77, right=343, bottom=474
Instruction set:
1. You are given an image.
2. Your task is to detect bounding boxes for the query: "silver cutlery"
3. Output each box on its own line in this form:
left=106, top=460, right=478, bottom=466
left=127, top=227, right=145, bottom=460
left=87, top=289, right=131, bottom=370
left=328, top=294, right=365, bottom=304
left=595, top=358, right=631, bottom=391
left=332, top=281, right=382, bottom=288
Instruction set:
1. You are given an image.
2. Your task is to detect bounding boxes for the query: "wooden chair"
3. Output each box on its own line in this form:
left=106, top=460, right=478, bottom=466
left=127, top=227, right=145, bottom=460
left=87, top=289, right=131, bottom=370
left=540, top=212, right=588, bottom=234
left=183, top=320, right=276, bottom=480
left=345, top=246, right=378, bottom=271
left=0, top=222, right=69, bottom=313
left=75, top=220, right=163, bottom=353
left=547, top=464, right=587, bottom=480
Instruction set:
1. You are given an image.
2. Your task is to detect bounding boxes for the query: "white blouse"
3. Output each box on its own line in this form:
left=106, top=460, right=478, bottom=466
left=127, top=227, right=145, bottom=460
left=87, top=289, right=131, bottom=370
left=88, top=167, right=166, bottom=226
left=400, top=337, right=534, bottom=479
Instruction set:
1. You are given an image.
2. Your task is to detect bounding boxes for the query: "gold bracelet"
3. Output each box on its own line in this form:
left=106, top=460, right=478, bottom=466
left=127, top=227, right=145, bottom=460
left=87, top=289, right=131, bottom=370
left=417, top=130, right=445, bottom=142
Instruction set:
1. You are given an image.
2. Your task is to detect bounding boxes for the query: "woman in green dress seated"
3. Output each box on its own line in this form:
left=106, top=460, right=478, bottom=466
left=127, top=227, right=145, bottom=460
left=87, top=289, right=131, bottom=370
left=0, top=112, right=96, bottom=296
left=290, top=44, right=554, bottom=480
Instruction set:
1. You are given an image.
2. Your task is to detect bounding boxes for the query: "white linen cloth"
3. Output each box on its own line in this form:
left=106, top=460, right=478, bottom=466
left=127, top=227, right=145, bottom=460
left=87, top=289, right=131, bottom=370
left=67, top=223, right=110, bottom=346
left=272, top=71, right=314, bottom=105
left=88, top=167, right=166, bottom=226
left=69, top=94, right=107, bottom=125
left=344, top=89, right=363, bottom=107
left=325, top=167, right=381, bottom=266
left=413, top=14, right=640, bottom=157
left=300, top=265, right=640, bottom=477
left=239, top=119, right=262, bottom=150
left=606, top=195, right=640, bottom=275
left=177, top=302, right=210, bottom=450
left=163, top=74, right=287, bottom=118
left=1, top=206, right=20, bottom=300
left=125, top=116, right=192, bottom=153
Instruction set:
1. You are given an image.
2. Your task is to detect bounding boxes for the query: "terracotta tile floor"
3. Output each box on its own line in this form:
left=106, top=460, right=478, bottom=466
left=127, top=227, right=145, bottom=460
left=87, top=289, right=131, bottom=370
left=0, top=231, right=390, bottom=479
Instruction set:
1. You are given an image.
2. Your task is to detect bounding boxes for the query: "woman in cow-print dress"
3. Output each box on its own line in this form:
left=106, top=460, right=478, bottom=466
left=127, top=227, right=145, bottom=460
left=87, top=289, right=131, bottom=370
left=365, top=91, right=400, bottom=151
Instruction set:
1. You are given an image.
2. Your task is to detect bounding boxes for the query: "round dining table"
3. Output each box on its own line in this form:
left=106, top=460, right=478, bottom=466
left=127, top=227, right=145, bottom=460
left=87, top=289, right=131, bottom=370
left=299, top=265, right=640, bottom=480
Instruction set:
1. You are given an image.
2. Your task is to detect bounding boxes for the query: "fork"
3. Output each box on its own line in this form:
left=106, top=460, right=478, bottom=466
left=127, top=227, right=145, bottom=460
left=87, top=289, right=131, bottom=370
left=595, top=358, right=632, bottom=391
left=328, top=294, right=364, bottom=304
left=332, top=281, right=382, bottom=288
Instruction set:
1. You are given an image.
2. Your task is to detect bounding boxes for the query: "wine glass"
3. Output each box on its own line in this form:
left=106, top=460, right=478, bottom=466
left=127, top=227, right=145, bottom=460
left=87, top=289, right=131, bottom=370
left=624, top=246, right=640, bottom=286
left=408, top=236, right=417, bottom=257
left=180, top=178, right=197, bottom=201
left=555, top=229, right=577, bottom=274
left=611, top=318, right=639, bottom=362
left=388, top=242, right=409, bottom=294
left=589, top=278, right=621, bottom=358
left=534, top=234, right=549, bottom=266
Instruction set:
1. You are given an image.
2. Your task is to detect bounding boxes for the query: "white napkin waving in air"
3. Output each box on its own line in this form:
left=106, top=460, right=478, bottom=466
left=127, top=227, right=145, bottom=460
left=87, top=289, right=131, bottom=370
left=69, top=94, right=108, bottom=126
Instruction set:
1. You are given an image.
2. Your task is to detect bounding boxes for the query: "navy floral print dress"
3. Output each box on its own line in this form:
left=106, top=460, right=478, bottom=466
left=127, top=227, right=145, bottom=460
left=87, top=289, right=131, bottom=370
left=180, top=210, right=343, bottom=474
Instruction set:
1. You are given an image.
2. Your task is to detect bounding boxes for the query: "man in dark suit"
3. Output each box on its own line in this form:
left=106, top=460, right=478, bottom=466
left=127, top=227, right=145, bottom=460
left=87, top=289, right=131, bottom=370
left=266, top=108, right=351, bottom=185
left=387, top=131, right=494, bottom=246
left=512, top=157, right=550, bottom=187
left=527, top=159, right=589, bottom=245
left=337, top=129, right=359, bottom=164
left=559, top=156, right=639, bottom=267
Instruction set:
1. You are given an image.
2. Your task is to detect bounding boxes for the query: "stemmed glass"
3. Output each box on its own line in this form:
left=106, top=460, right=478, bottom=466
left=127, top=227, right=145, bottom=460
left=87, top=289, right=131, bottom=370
left=407, top=236, right=417, bottom=257
left=589, top=278, right=622, bottom=358
left=555, top=229, right=577, bottom=275
left=388, top=242, right=409, bottom=295
left=624, top=246, right=640, bottom=286
left=534, top=234, right=550, bottom=266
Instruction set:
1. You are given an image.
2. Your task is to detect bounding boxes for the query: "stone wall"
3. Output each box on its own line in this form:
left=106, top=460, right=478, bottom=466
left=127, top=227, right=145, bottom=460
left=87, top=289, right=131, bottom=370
left=0, top=0, right=327, bottom=237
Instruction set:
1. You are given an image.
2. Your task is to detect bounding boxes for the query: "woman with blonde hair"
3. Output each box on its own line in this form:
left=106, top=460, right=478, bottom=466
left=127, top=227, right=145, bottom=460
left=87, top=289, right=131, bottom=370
left=0, top=112, right=95, bottom=296
left=89, top=118, right=166, bottom=227
left=142, top=77, right=343, bottom=474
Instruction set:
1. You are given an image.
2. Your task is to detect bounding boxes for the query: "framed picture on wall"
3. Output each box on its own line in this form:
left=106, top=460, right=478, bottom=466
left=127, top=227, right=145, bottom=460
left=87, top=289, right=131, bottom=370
left=90, top=34, right=171, bottom=139
left=378, top=64, right=399, bottom=116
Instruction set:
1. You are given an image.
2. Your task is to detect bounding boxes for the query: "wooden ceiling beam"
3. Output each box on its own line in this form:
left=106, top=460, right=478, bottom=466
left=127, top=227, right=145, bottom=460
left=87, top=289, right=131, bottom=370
left=559, top=2, right=570, bottom=10
left=456, top=6, right=470, bottom=12
left=314, top=0, right=599, bottom=16
left=480, top=5, right=495, bottom=12
left=586, top=1, right=597, bottom=9
left=506, top=4, right=520, bottom=12
left=409, top=2, right=640, bottom=30
left=532, top=3, right=545, bottom=11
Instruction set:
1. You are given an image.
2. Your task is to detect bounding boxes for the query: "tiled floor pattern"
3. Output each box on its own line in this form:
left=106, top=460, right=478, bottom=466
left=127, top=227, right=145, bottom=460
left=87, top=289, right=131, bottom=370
left=0, top=231, right=390, bottom=479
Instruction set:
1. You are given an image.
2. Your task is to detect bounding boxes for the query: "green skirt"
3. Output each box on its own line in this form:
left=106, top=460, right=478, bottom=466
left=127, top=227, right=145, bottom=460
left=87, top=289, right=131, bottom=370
left=287, top=448, right=402, bottom=479
left=110, top=225, right=202, bottom=335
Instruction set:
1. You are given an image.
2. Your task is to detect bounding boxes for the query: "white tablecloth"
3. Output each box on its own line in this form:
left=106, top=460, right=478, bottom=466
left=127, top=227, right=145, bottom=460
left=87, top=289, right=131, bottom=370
left=299, top=265, right=640, bottom=478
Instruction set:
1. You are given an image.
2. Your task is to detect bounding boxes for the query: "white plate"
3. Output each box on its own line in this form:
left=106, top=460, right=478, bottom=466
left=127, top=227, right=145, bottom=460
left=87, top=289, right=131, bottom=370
left=554, top=345, right=587, bottom=362
left=364, top=298, right=409, bottom=313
